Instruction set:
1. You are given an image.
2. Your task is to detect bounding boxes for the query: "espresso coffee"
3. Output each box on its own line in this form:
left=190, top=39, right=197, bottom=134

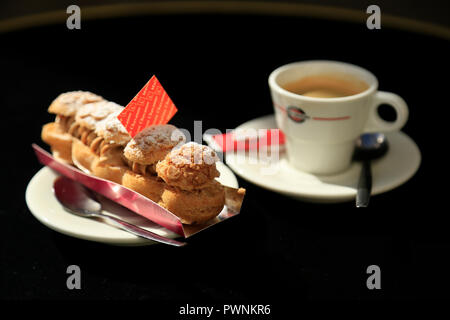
left=283, top=74, right=369, bottom=98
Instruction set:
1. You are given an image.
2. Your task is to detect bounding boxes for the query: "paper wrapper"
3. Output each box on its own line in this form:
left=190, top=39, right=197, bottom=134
left=32, top=144, right=245, bottom=238
left=203, top=129, right=286, bottom=152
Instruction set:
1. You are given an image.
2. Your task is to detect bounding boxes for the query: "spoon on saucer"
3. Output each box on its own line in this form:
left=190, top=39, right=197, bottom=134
left=53, top=176, right=186, bottom=247
left=354, top=133, right=389, bottom=207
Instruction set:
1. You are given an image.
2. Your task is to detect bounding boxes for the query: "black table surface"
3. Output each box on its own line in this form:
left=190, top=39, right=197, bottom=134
left=0, top=12, right=449, bottom=307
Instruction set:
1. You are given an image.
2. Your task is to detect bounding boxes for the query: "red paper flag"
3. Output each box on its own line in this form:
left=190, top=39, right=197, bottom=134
left=118, top=75, right=178, bottom=137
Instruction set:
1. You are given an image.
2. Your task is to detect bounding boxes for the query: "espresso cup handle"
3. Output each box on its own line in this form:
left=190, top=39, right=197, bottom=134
left=364, top=91, right=409, bottom=133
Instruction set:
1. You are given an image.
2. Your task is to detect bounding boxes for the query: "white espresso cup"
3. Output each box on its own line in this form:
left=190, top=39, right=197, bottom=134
left=268, top=60, right=409, bottom=175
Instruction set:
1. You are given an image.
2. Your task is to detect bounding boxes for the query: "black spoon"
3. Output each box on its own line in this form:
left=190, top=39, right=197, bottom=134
left=353, top=133, right=389, bottom=207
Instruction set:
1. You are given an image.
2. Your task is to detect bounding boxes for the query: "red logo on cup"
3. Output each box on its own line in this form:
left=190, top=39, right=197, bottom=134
left=287, top=106, right=310, bottom=123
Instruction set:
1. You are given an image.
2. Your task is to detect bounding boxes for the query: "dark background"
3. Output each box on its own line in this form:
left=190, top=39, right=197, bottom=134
left=0, top=1, right=449, bottom=309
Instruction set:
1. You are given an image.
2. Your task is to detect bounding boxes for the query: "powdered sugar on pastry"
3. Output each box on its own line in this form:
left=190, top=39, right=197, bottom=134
left=76, top=101, right=123, bottom=130
left=95, top=110, right=130, bottom=146
left=135, top=125, right=183, bottom=150
left=49, top=91, right=103, bottom=116
left=124, top=125, right=185, bottom=164
left=156, top=142, right=220, bottom=191
left=169, top=142, right=219, bottom=166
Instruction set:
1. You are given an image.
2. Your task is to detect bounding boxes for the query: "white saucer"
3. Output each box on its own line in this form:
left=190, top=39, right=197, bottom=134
left=25, top=162, right=239, bottom=246
left=225, top=115, right=421, bottom=203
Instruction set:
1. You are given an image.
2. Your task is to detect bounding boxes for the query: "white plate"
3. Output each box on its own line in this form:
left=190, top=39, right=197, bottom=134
left=225, top=115, right=421, bottom=203
left=25, top=162, right=239, bottom=246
